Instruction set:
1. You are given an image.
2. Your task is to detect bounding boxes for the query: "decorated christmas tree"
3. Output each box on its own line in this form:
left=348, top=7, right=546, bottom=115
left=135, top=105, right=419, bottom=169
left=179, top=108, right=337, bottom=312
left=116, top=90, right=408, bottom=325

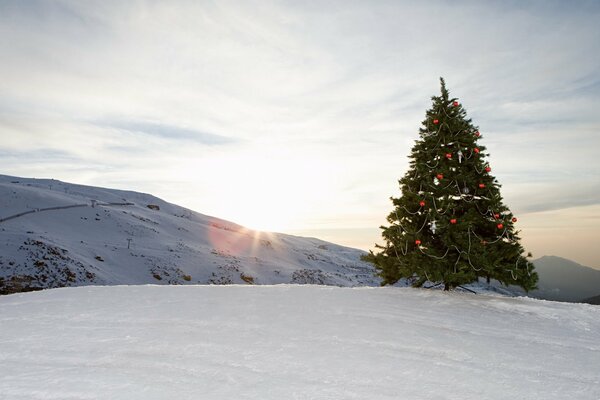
left=364, top=78, right=537, bottom=291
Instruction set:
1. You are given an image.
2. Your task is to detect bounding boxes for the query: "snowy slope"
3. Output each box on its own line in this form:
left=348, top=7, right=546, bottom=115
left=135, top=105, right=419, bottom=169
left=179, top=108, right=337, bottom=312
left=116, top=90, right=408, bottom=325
left=0, top=285, right=598, bottom=399
left=0, top=175, right=378, bottom=293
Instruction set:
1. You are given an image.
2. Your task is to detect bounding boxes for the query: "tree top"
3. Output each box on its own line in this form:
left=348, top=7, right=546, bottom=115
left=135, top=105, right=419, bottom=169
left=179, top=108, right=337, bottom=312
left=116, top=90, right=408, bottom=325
left=439, top=77, right=449, bottom=101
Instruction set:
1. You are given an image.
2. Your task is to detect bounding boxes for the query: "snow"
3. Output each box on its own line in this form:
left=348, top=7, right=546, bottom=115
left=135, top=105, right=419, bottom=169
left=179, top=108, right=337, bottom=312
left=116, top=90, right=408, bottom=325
left=1, top=176, right=598, bottom=398
left=1, top=285, right=599, bottom=399
left=0, top=175, right=378, bottom=291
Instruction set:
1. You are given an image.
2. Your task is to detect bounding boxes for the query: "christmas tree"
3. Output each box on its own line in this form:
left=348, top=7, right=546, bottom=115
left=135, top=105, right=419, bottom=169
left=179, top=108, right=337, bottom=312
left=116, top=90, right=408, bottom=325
left=364, top=78, right=537, bottom=291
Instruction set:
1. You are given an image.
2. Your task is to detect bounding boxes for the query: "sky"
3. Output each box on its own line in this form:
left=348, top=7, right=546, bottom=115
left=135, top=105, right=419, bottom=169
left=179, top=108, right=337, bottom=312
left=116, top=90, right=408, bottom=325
left=0, top=0, right=599, bottom=268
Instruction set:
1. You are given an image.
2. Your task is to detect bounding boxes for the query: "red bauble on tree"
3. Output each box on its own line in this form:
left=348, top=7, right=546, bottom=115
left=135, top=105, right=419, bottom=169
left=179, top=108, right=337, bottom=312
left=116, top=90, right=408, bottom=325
left=433, top=119, right=439, bottom=124
left=445, top=153, right=452, bottom=159
left=475, top=131, right=481, bottom=137
left=474, top=147, right=480, bottom=154
left=415, top=239, right=422, bottom=246
left=512, top=217, right=518, bottom=223
left=450, top=218, right=457, bottom=224
left=478, top=183, right=485, bottom=188
left=436, top=173, right=444, bottom=180
left=485, top=166, right=492, bottom=173
left=497, top=223, right=504, bottom=230
left=419, top=201, right=426, bottom=207
left=494, top=213, right=500, bottom=219
left=453, top=101, right=459, bottom=107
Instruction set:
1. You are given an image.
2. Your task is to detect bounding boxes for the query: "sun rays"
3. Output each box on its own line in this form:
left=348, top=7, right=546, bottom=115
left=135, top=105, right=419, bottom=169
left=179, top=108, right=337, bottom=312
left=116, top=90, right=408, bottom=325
left=205, top=218, right=277, bottom=259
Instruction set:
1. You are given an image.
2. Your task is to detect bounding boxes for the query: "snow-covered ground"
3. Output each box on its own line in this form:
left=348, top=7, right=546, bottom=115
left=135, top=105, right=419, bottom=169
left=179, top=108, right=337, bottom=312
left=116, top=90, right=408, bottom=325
left=0, top=175, right=378, bottom=293
left=1, top=285, right=598, bottom=399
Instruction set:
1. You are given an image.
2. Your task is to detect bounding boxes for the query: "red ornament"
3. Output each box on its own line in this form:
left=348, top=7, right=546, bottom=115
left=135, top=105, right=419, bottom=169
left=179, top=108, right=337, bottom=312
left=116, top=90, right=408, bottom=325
left=445, top=153, right=452, bottom=159
left=419, top=201, right=426, bottom=207
left=494, top=213, right=500, bottom=219
left=475, top=131, right=481, bottom=137
left=485, top=166, right=492, bottom=173
left=453, top=101, right=459, bottom=107
left=512, top=217, right=518, bottom=223
left=478, top=183, right=485, bottom=189
left=474, top=148, right=480, bottom=154
left=497, top=223, right=504, bottom=230
left=433, top=119, right=439, bottom=125
left=450, top=218, right=457, bottom=224
left=415, top=239, right=422, bottom=246
left=436, top=174, right=444, bottom=180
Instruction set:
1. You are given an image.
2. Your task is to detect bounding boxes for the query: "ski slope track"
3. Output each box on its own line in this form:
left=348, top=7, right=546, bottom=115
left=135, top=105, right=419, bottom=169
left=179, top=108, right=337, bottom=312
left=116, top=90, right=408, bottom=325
left=0, top=175, right=379, bottom=293
left=0, top=285, right=599, bottom=399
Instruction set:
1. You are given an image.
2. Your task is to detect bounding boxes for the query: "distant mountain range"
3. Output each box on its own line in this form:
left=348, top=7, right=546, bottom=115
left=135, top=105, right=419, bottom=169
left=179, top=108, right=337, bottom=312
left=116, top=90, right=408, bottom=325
left=0, top=175, right=379, bottom=294
left=519, top=256, right=600, bottom=303
left=582, top=294, right=600, bottom=305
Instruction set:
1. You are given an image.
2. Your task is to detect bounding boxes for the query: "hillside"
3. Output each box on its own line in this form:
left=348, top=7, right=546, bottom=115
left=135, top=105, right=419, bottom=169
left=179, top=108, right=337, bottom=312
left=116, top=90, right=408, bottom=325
left=1, top=285, right=599, bottom=399
left=0, top=175, right=379, bottom=294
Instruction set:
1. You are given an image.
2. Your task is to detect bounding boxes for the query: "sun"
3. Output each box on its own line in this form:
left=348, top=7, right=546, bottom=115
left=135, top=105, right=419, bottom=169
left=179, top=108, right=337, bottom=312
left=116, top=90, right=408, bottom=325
left=200, top=147, right=335, bottom=233
left=221, top=167, right=303, bottom=233
left=226, top=189, right=295, bottom=232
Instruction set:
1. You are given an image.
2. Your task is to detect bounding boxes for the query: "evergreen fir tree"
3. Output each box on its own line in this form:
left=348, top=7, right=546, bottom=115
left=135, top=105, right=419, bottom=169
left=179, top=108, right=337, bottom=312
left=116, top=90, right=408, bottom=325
left=364, top=78, right=537, bottom=291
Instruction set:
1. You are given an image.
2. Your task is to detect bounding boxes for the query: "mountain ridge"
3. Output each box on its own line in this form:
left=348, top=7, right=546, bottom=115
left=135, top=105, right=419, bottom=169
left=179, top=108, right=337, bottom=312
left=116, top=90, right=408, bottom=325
left=525, top=255, right=600, bottom=302
left=0, top=174, right=379, bottom=294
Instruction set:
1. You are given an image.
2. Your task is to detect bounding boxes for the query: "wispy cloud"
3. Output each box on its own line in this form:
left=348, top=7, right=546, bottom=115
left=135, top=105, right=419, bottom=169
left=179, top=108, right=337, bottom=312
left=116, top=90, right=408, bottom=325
left=98, top=119, right=237, bottom=145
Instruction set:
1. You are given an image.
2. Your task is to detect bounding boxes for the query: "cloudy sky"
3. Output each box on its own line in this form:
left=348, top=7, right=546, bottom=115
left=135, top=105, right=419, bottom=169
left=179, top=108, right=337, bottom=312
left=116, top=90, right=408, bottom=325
left=1, top=0, right=599, bottom=268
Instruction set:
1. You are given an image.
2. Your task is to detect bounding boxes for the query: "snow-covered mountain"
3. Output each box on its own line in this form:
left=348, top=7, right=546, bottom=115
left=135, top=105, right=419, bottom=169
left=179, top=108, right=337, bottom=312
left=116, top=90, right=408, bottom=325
left=0, top=175, right=379, bottom=294
left=1, top=284, right=599, bottom=399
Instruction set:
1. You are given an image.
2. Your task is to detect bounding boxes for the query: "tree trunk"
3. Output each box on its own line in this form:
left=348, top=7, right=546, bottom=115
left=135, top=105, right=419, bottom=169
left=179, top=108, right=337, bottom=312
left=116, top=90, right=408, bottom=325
left=444, top=282, right=450, bottom=291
